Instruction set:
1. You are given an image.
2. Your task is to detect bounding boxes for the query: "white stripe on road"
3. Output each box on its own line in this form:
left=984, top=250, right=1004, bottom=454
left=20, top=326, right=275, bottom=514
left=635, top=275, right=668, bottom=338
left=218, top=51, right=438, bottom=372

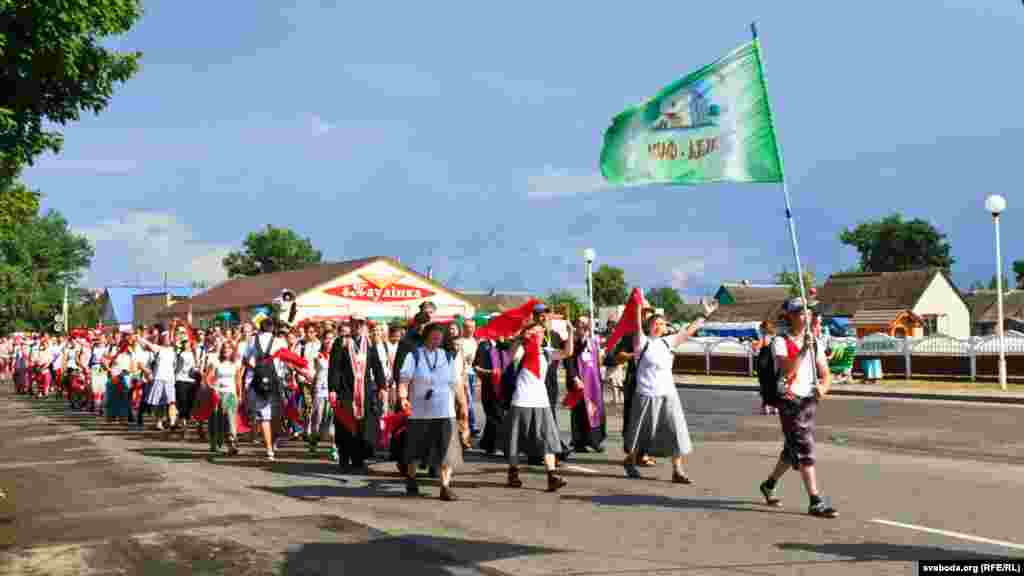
left=872, top=519, right=1024, bottom=551
left=562, top=464, right=600, bottom=474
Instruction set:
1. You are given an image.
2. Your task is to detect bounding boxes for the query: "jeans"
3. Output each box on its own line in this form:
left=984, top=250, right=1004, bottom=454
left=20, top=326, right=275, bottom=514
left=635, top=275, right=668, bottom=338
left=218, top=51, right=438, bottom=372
left=466, top=372, right=479, bottom=434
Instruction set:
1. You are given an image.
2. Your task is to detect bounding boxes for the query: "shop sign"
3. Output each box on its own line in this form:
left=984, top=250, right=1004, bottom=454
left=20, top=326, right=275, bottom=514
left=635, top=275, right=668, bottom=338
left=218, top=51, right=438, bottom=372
left=324, top=273, right=435, bottom=303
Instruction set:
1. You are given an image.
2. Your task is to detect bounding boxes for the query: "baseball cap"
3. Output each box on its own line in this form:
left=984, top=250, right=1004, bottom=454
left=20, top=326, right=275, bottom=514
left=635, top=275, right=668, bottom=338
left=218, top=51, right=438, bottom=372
left=783, top=297, right=817, bottom=314
left=350, top=313, right=367, bottom=322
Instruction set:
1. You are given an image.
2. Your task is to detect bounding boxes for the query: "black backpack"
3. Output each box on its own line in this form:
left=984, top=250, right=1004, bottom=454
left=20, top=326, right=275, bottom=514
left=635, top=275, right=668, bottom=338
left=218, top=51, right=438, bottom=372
left=757, top=338, right=781, bottom=407
left=250, top=335, right=280, bottom=397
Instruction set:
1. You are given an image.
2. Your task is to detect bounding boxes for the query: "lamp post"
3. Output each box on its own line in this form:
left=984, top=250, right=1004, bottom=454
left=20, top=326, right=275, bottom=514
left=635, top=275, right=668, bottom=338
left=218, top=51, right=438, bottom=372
left=582, top=248, right=596, bottom=334
left=985, top=194, right=1008, bottom=391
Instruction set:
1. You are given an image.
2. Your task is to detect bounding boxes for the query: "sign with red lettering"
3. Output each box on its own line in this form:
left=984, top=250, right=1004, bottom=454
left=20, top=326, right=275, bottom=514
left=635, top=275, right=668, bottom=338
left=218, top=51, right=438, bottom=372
left=324, top=273, right=435, bottom=303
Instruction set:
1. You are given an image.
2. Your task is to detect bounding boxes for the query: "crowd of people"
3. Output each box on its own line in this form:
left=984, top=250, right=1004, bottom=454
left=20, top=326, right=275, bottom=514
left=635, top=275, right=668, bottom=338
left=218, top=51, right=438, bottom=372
left=0, top=294, right=837, bottom=516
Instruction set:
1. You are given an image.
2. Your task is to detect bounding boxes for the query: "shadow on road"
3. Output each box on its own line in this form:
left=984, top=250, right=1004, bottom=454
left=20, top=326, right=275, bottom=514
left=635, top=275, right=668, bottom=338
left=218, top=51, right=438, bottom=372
left=281, top=533, right=562, bottom=575
left=562, top=493, right=807, bottom=516
left=776, top=541, right=1012, bottom=561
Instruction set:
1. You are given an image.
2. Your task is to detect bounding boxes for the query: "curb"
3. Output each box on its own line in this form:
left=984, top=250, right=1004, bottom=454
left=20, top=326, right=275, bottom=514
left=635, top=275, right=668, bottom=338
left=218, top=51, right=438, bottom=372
left=675, top=383, right=1024, bottom=405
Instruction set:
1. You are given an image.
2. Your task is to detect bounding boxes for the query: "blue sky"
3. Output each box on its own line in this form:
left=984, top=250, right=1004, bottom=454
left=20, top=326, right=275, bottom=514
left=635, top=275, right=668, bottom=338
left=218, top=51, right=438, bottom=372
left=22, top=1, right=1024, bottom=299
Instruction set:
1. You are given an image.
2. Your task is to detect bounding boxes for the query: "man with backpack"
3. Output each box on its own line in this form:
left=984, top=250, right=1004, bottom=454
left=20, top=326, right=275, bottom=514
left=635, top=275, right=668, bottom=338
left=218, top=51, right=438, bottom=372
left=758, top=297, right=838, bottom=518
left=246, top=318, right=286, bottom=461
left=755, top=320, right=779, bottom=415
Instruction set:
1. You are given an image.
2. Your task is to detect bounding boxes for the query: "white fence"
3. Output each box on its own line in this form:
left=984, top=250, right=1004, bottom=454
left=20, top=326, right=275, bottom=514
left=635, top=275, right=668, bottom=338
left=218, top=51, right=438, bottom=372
left=673, top=333, right=1024, bottom=381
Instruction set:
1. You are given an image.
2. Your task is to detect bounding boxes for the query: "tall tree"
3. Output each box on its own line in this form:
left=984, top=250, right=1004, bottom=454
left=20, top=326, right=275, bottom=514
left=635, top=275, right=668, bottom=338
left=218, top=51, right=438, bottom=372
left=222, top=225, right=322, bottom=277
left=1014, top=260, right=1024, bottom=289
left=0, top=209, right=94, bottom=332
left=591, top=264, right=628, bottom=308
left=644, top=286, right=700, bottom=324
left=775, top=267, right=816, bottom=297
left=839, top=214, right=954, bottom=272
left=0, top=177, right=40, bottom=233
left=1, top=0, right=143, bottom=180
left=546, top=291, right=584, bottom=323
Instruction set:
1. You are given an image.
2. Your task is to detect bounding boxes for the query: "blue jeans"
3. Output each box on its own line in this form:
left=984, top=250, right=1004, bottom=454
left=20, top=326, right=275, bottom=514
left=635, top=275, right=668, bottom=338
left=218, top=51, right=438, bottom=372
left=467, top=372, right=479, bottom=433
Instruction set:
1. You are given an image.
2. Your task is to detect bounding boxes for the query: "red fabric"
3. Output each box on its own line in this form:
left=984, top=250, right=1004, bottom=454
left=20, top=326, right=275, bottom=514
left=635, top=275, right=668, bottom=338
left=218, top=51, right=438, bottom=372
left=561, top=386, right=584, bottom=408
left=272, top=348, right=309, bottom=370
left=236, top=406, right=252, bottom=434
left=782, top=336, right=800, bottom=398
left=604, top=288, right=645, bottom=352
left=377, top=409, right=411, bottom=450
left=522, top=334, right=542, bottom=379
left=474, top=299, right=542, bottom=340
left=336, top=404, right=357, bottom=435
left=192, top=387, right=220, bottom=422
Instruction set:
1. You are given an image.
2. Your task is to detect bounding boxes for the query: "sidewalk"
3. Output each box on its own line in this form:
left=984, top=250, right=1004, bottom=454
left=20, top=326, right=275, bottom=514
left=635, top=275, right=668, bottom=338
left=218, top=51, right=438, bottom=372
left=673, top=374, right=1024, bottom=405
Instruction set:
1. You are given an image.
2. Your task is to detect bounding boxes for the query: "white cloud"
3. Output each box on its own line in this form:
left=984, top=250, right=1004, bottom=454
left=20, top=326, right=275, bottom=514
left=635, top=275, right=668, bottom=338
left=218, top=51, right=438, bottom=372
left=76, top=211, right=232, bottom=286
left=527, top=165, right=610, bottom=199
left=310, top=114, right=333, bottom=136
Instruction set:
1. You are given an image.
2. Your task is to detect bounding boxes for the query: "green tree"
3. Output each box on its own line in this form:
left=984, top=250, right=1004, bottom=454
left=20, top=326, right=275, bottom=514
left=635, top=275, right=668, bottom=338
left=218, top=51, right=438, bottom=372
left=1014, top=260, right=1024, bottom=289
left=546, top=291, right=584, bottom=323
left=987, top=274, right=1010, bottom=291
left=592, top=264, right=628, bottom=308
left=839, top=214, right=954, bottom=272
left=775, top=267, right=816, bottom=297
left=0, top=177, right=40, bottom=233
left=68, top=288, right=103, bottom=329
left=0, top=209, right=94, bottom=332
left=222, top=225, right=322, bottom=277
left=1, top=0, right=143, bottom=180
left=644, top=286, right=699, bottom=324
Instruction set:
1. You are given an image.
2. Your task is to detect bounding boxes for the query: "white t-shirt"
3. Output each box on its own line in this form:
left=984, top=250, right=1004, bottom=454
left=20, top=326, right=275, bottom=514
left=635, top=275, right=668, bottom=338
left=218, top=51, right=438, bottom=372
left=511, top=346, right=564, bottom=408
left=209, top=359, right=240, bottom=395
left=400, top=347, right=456, bottom=420
left=634, top=334, right=676, bottom=397
left=152, top=346, right=176, bottom=382
left=772, top=335, right=828, bottom=400
left=174, top=350, right=197, bottom=382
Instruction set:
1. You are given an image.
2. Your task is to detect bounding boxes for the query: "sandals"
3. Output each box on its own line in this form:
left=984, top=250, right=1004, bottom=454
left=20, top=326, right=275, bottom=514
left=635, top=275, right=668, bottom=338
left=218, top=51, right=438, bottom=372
left=440, top=486, right=458, bottom=501
left=546, top=473, right=567, bottom=493
left=640, top=456, right=656, bottom=467
left=672, top=472, right=693, bottom=485
left=507, top=468, right=523, bottom=488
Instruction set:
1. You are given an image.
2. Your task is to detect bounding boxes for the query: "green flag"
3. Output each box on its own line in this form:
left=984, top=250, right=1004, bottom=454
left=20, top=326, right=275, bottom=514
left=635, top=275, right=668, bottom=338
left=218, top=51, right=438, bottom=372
left=600, top=41, right=783, bottom=186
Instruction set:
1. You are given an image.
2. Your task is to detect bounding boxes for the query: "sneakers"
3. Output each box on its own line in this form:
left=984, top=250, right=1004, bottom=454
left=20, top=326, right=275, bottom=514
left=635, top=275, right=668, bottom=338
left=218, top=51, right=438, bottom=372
left=808, top=497, right=838, bottom=518
left=440, top=486, right=458, bottom=501
left=546, top=473, right=567, bottom=493
left=759, top=480, right=781, bottom=507
left=623, top=462, right=642, bottom=479
left=328, top=448, right=339, bottom=463
left=264, top=450, right=275, bottom=462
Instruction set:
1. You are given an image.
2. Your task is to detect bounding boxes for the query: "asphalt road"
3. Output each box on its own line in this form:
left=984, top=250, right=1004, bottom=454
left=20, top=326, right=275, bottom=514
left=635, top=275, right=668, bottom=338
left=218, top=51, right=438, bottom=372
left=2, top=385, right=1022, bottom=575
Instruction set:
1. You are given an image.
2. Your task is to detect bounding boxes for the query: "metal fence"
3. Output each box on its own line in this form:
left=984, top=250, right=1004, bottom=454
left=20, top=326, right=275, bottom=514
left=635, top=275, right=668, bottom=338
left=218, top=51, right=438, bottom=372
left=671, top=333, right=1024, bottom=382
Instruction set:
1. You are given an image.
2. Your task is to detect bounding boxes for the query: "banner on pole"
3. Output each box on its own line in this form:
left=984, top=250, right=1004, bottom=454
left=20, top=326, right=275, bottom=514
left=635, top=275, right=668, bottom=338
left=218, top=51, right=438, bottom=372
left=600, top=41, right=783, bottom=186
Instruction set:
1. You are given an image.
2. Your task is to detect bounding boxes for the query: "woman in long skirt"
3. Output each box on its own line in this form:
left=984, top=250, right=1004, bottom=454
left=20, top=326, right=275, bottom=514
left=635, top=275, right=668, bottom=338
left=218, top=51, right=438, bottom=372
left=623, top=298, right=717, bottom=483
left=504, top=321, right=573, bottom=492
left=106, top=340, right=134, bottom=423
left=206, top=341, right=242, bottom=455
left=398, top=322, right=468, bottom=501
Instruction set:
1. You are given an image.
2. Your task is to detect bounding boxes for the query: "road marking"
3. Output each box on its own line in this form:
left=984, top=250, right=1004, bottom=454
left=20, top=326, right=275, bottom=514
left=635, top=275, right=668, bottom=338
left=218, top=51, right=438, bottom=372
left=563, top=464, right=600, bottom=474
left=872, top=519, right=1024, bottom=551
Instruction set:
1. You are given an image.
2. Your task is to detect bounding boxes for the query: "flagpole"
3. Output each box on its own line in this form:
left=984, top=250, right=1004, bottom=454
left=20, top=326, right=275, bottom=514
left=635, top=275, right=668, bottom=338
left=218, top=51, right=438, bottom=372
left=751, top=22, right=820, bottom=389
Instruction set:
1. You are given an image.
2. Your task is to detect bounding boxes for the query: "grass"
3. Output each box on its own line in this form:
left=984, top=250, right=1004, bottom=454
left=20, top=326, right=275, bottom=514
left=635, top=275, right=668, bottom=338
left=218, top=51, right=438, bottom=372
left=678, top=373, right=1024, bottom=394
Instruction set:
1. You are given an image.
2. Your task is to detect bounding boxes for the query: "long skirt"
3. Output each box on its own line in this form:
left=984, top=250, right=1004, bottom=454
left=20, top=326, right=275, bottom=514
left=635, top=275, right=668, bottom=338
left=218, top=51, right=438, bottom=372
left=307, top=395, right=334, bottom=445
left=145, top=379, right=175, bottom=407
left=405, top=418, right=462, bottom=470
left=209, top=392, right=239, bottom=451
left=505, top=405, right=562, bottom=466
left=570, top=397, right=606, bottom=451
left=106, top=374, right=133, bottom=419
left=623, top=393, right=692, bottom=458
left=479, top=400, right=506, bottom=454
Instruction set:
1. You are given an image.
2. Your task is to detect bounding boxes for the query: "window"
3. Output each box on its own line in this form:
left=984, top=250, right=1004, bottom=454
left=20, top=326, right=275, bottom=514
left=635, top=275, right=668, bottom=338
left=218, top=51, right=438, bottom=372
left=922, top=315, right=939, bottom=336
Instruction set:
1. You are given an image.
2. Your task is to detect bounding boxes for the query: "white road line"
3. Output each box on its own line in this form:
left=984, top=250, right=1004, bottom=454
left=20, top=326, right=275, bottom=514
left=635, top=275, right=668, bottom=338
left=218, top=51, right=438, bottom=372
left=872, top=519, right=1024, bottom=551
left=563, top=464, right=600, bottom=474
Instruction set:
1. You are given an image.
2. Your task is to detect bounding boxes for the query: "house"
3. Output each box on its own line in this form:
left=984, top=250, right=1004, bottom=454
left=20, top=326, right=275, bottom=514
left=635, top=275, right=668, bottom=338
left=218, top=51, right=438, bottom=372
left=133, top=292, right=192, bottom=329
left=964, top=290, right=1024, bottom=336
left=459, top=291, right=534, bottom=313
left=713, top=281, right=791, bottom=305
left=159, top=256, right=476, bottom=328
left=817, top=268, right=970, bottom=339
left=100, top=285, right=194, bottom=330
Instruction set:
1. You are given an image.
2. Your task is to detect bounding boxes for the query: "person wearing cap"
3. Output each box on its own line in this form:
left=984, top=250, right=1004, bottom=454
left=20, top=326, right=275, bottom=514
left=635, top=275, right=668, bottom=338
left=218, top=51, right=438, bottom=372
left=392, top=308, right=432, bottom=389
left=530, top=303, right=572, bottom=462
left=328, top=314, right=386, bottom=474
left=758, top=297, right=838, bottom=518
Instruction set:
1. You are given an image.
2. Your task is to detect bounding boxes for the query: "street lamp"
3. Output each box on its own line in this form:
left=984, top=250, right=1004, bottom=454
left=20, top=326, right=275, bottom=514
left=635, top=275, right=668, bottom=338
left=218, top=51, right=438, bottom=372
left=582, top=248, right=596, bottom=334
left=985, top=194, right=1008, bottom=391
